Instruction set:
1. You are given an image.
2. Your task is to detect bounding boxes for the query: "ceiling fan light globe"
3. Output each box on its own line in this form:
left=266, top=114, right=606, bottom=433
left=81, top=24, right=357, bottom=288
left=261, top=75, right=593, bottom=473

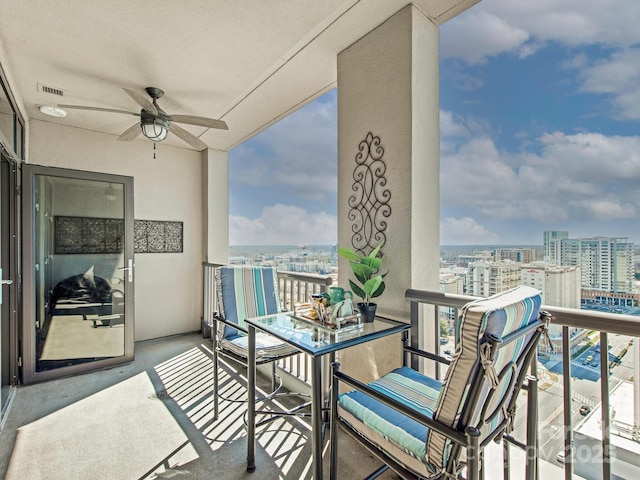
left=141, top=118, right=168, bottom=142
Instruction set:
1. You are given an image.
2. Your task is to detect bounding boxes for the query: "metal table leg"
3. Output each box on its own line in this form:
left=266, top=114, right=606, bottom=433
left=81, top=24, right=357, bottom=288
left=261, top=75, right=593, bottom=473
left=247, top=325, right=256, bottom=472
left=311, top=355, right=323, bottom=479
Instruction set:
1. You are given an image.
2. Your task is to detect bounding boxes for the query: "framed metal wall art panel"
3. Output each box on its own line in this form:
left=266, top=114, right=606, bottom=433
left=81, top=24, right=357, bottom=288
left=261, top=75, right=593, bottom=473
left=54, top=216, right=183, bottom=254
left=134, top=220, right=183, bottom=253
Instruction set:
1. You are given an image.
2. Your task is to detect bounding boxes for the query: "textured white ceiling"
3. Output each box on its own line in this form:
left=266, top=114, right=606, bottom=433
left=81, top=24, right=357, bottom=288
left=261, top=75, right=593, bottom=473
left=0, top=0, right=479, bottom=152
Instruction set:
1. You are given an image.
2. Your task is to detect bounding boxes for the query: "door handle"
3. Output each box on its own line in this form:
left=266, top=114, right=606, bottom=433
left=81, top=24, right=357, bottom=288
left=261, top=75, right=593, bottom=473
left=0, top=268, right=11, bottom=304
left=118, top=259, right=134, bottom=282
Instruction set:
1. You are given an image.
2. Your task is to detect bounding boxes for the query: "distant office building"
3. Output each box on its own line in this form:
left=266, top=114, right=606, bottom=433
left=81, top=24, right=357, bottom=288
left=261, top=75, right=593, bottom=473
left=521, top=262, right=582, bottom=351
left=543, top=232, right=637, bottom=299
left=439, top=272, right=465, bottom=325
left=439, top=273, right=464, bottom=295
left=468, top=260, right=521, bottom=297
left=457, top=253, right=492, bottom=268
left=521, top=262, right=581, bottom=309
left=543, top=230, right=569, bottom=263
left=575, top=237, right=634, bottom=293
left=229, top=256, right=249, bottom=265
left=494, top=248, right=537, bottom=263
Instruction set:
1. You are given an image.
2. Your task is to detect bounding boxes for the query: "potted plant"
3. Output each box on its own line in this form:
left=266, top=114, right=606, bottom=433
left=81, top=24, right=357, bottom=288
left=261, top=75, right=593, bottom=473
left=338, top=243, right=387, bottom=322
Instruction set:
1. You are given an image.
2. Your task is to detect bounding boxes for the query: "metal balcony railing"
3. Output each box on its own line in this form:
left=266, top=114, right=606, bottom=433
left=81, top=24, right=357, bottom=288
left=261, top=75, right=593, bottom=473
left=203, top=263, right=639, bottom=478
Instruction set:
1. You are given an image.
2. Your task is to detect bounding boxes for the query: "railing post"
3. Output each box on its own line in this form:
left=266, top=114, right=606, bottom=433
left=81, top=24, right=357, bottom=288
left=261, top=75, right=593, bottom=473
left=561, top=326, right=573, bottom=480
left=410, top=300, right=420, bottom=371
left=599, top=332, right=611, bottom=480
left=525, top=375, right=538, bottom=480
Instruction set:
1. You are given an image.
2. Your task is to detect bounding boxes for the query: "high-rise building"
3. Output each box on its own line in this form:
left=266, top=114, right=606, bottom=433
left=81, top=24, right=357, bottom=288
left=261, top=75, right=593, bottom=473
left=543, top=231, right=636, bottom=295
left=520, top=261, right=581, bottom=308
left=494, top=247, right=537, bottom=263
left=467, top=260, right=522, bottom=297
left=543, top=230, right=569, bottom=263
left=521, top=261, right=583, bottom=351
left=439, top=273, right=464, bottom=295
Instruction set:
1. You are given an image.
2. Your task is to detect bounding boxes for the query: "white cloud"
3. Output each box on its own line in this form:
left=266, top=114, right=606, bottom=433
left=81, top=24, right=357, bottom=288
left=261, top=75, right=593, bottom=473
left=230, top=91, right=337, bottom=201
left=443, top=0, right=640, bottom=67
left=445, top=0, right=640, bottom=61
left=441, top=115, right=640, bottom=232
left=230, top=204, right=337, bottom=245
left=441, top=10, right=529, bottom=65
left=440, top=110, right=470, bottom=138
left=441, top=217, right=500, bottom=245
left=576, top=48, right=640, bottom=120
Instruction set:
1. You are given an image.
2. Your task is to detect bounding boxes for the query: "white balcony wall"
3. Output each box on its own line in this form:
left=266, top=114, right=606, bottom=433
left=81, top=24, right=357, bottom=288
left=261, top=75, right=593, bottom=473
left=28, top=119, right=204, bottom=341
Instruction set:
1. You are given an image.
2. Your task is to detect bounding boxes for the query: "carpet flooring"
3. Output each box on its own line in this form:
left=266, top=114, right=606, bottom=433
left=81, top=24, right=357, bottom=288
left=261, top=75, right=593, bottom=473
left=39, top=315, right=124, bottom=360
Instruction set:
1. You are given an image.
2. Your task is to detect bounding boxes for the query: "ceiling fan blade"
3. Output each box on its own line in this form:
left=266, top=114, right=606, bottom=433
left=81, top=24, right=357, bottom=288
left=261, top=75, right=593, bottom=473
left=169, top=123, right=208, bottom=151
left=117, top=123, right=142, bottom=142
left=58, top=105, right=140, bottom=116
left=123, top=88, right=157, bottom=114
left=170, top=114, right=228, bottom=130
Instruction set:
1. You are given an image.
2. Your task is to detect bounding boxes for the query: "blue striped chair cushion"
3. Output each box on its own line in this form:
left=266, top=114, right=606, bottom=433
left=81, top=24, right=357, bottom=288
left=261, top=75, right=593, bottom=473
left=215, top=266, right=297, bottom=360
left=216, top=266, right=281, bottom=340
left=426, top=285, right=541, bottom=469
left=337, top=366, right=443, bottom=477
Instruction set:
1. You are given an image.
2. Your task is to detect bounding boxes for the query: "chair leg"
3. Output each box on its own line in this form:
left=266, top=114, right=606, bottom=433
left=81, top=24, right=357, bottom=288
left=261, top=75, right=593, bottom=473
left=503, top=439, right=510, bottom=480
left=271, top=361, right=277, bottom=393
left=213, top=344, right=219, bottom=420
left=466, top=426, right=481, bottom=480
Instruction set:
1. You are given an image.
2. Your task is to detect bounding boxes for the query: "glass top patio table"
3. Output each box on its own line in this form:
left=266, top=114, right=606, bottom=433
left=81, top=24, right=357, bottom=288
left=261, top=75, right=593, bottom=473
left=245, top=312, right=409, bottom=357
left=245, top=312, right=410, bottom=479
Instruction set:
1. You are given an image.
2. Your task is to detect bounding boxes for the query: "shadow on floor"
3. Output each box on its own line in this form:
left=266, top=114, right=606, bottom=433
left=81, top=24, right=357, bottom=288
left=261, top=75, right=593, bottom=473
left=0, top=333, right=390, bottom=480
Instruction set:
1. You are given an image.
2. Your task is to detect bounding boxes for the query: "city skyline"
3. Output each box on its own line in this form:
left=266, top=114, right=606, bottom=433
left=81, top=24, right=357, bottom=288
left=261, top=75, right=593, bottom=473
left=228, top=1, right=640, bottom=246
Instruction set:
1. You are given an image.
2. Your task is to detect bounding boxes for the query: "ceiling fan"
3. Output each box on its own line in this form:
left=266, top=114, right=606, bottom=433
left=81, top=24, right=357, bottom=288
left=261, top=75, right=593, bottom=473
left=59, top=87, right=228, bottom=151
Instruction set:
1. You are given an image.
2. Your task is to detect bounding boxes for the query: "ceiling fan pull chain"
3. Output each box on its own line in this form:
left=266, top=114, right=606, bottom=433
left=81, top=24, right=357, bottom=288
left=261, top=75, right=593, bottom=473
left=153, top=142, right=156, bottom=160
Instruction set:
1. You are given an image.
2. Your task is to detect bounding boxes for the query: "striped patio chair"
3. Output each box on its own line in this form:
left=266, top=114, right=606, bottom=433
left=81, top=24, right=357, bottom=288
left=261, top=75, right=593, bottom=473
left=330, top=285, right=550, bottom=480
left=212, top=265, right=306, bottom=421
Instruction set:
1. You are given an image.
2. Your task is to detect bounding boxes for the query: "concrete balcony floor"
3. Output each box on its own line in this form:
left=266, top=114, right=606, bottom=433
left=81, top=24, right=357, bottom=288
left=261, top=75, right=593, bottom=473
left=0, top=333, right=395, bottom=480
left=0, top=332, right=570, bottom=479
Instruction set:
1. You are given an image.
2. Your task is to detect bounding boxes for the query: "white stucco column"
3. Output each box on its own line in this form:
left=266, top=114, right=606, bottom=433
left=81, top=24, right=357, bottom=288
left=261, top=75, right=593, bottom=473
left=203, top=148, right=229, bottom=264
left=337, top=5, right=440, bottom=379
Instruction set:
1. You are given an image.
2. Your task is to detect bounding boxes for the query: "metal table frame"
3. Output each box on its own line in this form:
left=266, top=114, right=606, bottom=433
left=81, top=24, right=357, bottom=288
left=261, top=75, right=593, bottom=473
left=245, top=312, right=410, bottom=479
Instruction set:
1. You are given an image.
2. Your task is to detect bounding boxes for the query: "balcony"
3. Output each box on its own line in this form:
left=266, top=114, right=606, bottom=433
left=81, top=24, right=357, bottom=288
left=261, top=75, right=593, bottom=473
left=0, top=269, right=637, bottom=479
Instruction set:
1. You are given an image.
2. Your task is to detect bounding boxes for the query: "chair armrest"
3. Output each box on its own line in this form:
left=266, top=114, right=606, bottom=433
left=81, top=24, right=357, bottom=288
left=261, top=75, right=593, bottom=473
left=404, top=344, right=452, bottom=366
left=332, top=367, right=467, bottom=446
left=212, top=312, right=249, bottom=335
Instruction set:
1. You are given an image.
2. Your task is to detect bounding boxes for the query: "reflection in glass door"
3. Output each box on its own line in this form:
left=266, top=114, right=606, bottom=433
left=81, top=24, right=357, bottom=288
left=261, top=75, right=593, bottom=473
left=22, top=166, right=134, bottom=383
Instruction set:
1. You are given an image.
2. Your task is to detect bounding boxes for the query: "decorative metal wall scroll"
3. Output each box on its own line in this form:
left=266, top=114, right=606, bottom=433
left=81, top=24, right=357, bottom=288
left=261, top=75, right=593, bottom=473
left=54, top=216, right=183, bottom=254
left=348, top=132, right=391, bottom=255
left=134, top=220, right=183, bottom=253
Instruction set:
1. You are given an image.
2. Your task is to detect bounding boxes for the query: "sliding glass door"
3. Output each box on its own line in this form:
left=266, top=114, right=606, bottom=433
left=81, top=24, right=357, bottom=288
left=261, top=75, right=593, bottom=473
left=22, top=165, right=134, bottom=383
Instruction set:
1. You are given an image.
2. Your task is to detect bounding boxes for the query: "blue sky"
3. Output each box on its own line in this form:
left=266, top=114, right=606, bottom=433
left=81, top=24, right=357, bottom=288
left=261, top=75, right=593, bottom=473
left=229, top=0, right=640, bottom=246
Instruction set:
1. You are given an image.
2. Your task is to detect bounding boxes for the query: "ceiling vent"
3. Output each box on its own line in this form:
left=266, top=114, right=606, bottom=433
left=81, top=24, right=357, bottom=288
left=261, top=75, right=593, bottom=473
left=37, top=83, right=64, bottom=97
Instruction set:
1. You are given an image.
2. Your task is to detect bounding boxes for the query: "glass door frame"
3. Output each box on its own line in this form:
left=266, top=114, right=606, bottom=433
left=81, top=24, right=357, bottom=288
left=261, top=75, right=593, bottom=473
left=0, top=148, right=19, bottom=424
left=21, top=164, right=134, bottom=384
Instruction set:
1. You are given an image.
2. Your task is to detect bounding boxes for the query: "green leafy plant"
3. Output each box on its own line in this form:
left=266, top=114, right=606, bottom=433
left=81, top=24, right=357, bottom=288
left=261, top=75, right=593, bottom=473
left=338, top=243, right=387, bottom=306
